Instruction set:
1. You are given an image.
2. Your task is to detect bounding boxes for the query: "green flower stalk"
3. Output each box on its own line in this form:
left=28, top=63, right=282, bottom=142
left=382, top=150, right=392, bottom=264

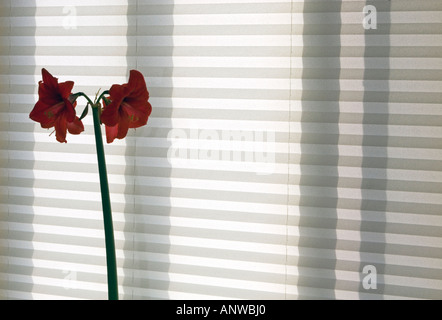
left=92, top=102, right=119, bottom=300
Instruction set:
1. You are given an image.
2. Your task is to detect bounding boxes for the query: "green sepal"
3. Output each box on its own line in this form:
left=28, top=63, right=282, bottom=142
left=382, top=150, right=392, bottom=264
left=79, top=103, right=89, bottom=121
left=102, top=96, right=111, bottom=106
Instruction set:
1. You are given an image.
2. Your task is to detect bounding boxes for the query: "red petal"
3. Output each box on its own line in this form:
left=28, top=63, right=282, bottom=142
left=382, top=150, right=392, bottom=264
left=67, top=117, right=84, bottom=135
left=101, top=84, right=124, bottom=127
left=117, top=114, right=130, bottom=140
left=127, top=70, right=149, bottom=100
left=38, top=81, right=62, bottom=106
left=109, top=83, right=126, bottom=101
left=30, top=101, right=64, bottom=127
left=121, top=101, right=151, bottom=128
left=58, top=81, right=75, bottom=99
left=63, top=99, right=76, bottom=123
left=105, top=123, right=119, bottom=144
left=100, top=101, right=119, bottom=127
left=30, top=101, right=48, bottom=123
left=54, top=114, right=68, bottom=143
left=104, top=114, right=129, bottom=143
left=41, top=68, right=59, bottom=90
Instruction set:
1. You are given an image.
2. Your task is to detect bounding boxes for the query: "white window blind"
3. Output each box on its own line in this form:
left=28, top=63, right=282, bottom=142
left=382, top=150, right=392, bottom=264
left=1, top=0, right=442, bottom=300
left=296, top=1, right=442, bottom=299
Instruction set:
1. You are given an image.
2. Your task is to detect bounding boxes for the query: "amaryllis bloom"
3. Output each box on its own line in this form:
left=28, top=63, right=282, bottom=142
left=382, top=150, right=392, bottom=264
left=100, top=70, right=152, bottom=143
left=29, top=68, right=84, bottom=143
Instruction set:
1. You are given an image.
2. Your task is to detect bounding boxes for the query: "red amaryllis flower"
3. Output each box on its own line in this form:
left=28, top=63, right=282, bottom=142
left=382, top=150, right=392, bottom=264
left=100, top=70, right=152, bottom=143
left=29, top=68, right=84, bottom=143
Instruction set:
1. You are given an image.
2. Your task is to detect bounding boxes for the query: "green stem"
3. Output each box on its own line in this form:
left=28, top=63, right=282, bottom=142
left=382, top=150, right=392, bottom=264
left=91, top=103, right=119, bottom=300
left=96, top=90, right=110, bottom=103
left=76, top=92, right=94, bottom=106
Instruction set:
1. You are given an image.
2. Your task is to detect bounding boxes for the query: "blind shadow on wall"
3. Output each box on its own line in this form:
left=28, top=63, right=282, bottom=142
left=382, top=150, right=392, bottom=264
left=122, top=1, right=174, bottom=299
left=297, top=1, right=342, bottom=299
left=359, top=1, right=390, bottom=299
left=0, top=0, right=37, bottom=299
